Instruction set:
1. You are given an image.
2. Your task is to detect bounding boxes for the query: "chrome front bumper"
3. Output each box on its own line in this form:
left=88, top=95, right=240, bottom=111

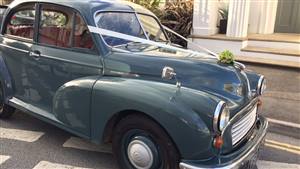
left=179, top=116, right=268, bottom=169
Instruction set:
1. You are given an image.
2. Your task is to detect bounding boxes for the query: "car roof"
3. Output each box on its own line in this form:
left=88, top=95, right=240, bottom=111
left=8, top=0, right=155, bottom=25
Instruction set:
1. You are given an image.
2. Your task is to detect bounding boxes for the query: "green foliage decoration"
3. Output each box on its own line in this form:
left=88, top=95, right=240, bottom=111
left=219, top=50, right=235, bottom=64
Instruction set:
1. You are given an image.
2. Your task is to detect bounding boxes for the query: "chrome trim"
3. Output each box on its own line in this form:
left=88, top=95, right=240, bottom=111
left=179, top=118, right=268, bottom=169
left=234, top=61, right=246, bottom=70
left=213, top=101, right=226, bottom=133
left=231, top=105, right=257, bottom=145
left=257, top=75, right=265, bottom=95
left=39, top=54, right=102, bottom=69
left=221, top=98, right=258, bottom=137
left=134, top=12, right=149, bottom=40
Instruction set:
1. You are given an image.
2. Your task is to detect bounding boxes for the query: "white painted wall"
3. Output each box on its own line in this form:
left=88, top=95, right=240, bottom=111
left=192, top=0, right=219, bottom=35
left=226, top=0, right=251, bottom=38
left=248, top=0, right=278, bottom=34
left=189, top=38, right=300, bottom=63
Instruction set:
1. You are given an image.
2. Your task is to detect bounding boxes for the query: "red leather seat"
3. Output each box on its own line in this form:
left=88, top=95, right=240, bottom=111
left=39, top=27, right=71, bottom=47
left=7, top=25, right=34, bottom=39
left=8, top=24, right=92, bottom=49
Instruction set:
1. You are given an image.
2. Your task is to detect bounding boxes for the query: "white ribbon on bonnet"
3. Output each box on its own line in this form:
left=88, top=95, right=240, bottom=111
left=88, top=25, right=218, bottom=59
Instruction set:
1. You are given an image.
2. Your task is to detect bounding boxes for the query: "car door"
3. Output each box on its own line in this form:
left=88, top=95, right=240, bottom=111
left=28, top=3, right=102, bottom=137
left=0, top=3, right=36, bottom=103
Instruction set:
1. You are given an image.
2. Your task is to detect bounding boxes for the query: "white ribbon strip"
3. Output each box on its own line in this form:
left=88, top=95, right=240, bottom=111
left=88, top=26, right=216, bottom=59
left=162, top=26, right=218, bottom=57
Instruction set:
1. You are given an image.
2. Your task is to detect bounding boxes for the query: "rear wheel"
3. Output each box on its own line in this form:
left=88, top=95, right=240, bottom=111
left=0, top=83, right=15, bottom=119
left=112, top=114, right=180, bottom=169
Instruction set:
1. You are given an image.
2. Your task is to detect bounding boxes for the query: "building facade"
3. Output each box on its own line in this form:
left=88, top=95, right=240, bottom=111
left=190, top=0, right=300, bottom=68
left=1, top=0, right=13, bottom=5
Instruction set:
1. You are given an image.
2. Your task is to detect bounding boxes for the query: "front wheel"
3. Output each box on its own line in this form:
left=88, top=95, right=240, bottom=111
left=112, top=114, right=180, bottom=169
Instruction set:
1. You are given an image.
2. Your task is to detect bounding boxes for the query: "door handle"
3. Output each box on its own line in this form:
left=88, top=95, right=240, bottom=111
left=29, top=50, right=41, bottom=60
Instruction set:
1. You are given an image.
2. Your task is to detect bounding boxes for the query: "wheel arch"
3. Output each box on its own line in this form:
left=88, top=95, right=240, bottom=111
left=90, top=77, right=218, bottom=160
left=102, top=109, right=182, bottom=157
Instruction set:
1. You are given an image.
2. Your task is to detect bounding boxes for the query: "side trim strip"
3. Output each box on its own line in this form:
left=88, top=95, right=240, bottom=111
left=0, top=44, right=29, bottom=53
left=0, top=44, right=102, bottom=69
left=39, top=54, right=103, bottom=69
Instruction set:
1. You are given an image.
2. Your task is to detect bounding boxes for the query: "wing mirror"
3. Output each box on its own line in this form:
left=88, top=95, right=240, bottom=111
left=162, top=66, right=181, bottom=88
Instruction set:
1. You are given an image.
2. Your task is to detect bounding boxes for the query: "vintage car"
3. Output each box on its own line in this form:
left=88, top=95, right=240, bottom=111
left=0, top=0, right=268, bottom=169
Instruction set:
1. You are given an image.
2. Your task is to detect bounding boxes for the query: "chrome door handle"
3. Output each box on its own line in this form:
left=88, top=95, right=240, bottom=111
left=29, top=51, right=41, bottom=60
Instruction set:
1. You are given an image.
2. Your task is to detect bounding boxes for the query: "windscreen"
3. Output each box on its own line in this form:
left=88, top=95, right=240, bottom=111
left=93, top=11, right=213, bottom=57
left=95, top=12, right=146, bottom=46
left=95, top=12, right=167, bottom=47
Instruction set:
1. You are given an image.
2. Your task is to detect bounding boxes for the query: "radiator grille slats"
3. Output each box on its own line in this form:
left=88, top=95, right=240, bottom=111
left=231, top=106, right=257, bottom=145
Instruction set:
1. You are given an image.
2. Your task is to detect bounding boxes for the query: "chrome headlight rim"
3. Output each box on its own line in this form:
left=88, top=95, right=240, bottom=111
left=213, top=101, right=230, bottom=133
left=257, top=75, right=266, bottom=95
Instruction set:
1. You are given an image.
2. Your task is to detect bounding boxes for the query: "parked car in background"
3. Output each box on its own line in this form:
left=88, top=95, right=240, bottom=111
left=0, top=0, right=268, bottom=169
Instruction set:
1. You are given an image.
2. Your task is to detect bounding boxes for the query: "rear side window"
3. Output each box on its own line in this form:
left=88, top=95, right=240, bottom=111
left=6, top=4, right=36, bottom=39
left=38, top=4, right=95, bottom=51
left=38, top=4, right=72, bottom=48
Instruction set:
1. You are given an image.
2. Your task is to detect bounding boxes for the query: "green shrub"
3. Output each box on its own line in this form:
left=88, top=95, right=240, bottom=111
left=127, top=0, right=161, bottom=16
left=219, top=50, right=235, bottom=64
left=128, top=0, right=193, bottom=48
left=159, top=0, right=193, bottom=47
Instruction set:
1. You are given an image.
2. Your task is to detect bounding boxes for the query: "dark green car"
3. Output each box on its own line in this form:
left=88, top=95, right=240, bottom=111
left=0, top=0, right=268, bottom=169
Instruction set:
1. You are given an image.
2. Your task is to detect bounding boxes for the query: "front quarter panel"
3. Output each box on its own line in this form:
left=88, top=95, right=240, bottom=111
left=53, top=76, right=100, bottom=138
left=91, top=77, right=220, bottom=160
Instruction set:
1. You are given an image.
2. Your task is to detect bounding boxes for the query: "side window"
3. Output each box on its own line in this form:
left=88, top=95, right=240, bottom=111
left=6, top=4, right=36, bottom=39
left=38, top=4, right=72, bottom=48
left=73, top=13, right=94, bottom=50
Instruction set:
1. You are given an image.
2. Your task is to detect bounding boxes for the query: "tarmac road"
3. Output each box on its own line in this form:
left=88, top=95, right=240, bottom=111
left=0, top=110, right=299, bottom=169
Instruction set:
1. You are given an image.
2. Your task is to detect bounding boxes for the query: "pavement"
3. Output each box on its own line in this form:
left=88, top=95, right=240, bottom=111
left=245, top=63, right=300, bottom=139
left=0, top=63, right=300, bottom=169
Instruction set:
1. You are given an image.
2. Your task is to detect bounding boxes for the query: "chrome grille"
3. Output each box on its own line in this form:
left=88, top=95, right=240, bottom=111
left=231, top=106, right=257, bottom=145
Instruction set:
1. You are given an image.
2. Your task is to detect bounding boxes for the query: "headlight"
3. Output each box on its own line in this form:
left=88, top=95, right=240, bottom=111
left=213, top=101, right=230, bottom=133
left=257, top=76, right=267, bottom=95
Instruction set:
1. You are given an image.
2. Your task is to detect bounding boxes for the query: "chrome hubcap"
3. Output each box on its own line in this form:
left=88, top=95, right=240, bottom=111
left=127, top=140, right=154, bottom=169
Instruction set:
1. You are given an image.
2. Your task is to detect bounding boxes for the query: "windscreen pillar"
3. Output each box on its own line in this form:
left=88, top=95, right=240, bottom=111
left=192, top=0, right=219, bottom=36
left=226, top=0, right=251, bottom=38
